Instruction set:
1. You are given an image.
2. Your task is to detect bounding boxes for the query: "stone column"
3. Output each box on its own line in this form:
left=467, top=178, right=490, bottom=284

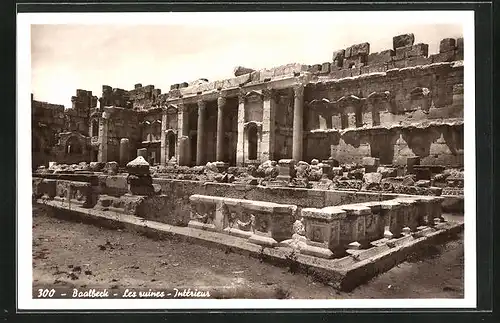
left=177, top=103, right=190, bottom=166
left=119, top=138, right=130, bottom=166
left=236, top=93, right=246, bottom=166
left=261, top=89, right=276, bottom=162
left=196, top=100, right=206, bottom=166
left=216, top=95, right=226, bottom=162
left=160, top=109, right=168, bottom=165
left=98, top=112, right=109, bottom=162
left=292, top=85, right=304, bottom=162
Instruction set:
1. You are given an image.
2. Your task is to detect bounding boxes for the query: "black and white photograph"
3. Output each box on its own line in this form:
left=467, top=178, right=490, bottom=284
left=16, top=10, right=478, bottom=310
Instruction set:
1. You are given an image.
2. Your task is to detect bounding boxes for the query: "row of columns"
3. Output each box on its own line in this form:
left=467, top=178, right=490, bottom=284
left=175, top=84, right=305, bottom=166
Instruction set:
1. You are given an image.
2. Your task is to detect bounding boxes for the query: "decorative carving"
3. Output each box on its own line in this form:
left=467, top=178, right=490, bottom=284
left=197, top=100, right=206, bottom=111
left=262, top=89, right=277, bottom=101
left=166, top=104, right=178, bottom=114
left=254, top=213, right=270, bottom=233
left=367, top=91, right=391, bottom=104
left=245, top=90, right=263, bottom=102
left=190, top=202, right=215, bottom=224
left=311, top=225, right=324, bottom=243
left=293, top=85, right=304, bottom=98
left=217, top=95, right=227, bottom=107
left=179, top=103, right=189, bottom=113
left=238, top=93, right=246, bottom=105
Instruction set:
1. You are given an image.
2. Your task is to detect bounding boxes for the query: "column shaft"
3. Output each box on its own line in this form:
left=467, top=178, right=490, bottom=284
left=216, top=96, right=226, bottom=162
left=261, top=89, right=276, bottom=162
left=292, top=85, right=304, bottom=162
left=160, top=111, right=168, bottom=165
left=196, top=101, right=206, bottom=165
left=177, top=104, right=190, bottom=166
left=236, top=95, right=246, bottom=166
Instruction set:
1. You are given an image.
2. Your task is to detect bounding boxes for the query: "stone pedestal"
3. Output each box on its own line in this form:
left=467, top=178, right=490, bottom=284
left=267, top=159, right=295, bottom=187
left=126, top=156, right=154, bottom=196
left=301, top=206, right=347, bottom=258
left=119, top=138, right=130, bottom=166
left=339, top=204, right=371, bottom=248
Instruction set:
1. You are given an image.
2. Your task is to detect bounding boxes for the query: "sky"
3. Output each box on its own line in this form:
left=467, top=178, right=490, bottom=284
left=31, top=21, right=463, bottom=109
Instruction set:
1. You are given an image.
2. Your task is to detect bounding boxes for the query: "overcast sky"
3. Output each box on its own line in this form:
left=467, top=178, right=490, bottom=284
left=31, top=23, right=462, bottom=108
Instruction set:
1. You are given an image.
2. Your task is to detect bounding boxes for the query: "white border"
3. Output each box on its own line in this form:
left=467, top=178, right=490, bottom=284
left=17, top=11, right=476, bottom=310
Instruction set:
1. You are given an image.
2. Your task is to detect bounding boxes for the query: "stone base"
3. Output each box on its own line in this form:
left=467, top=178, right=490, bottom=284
left=248, top=234, right=278, bottom=247
left=223, top=227, right=253, bottom=239
left=37, top=199, right=464, bottom=292
left=300, top=244, right=334, bottom=259
left=188, top=220, right=217, bottom=232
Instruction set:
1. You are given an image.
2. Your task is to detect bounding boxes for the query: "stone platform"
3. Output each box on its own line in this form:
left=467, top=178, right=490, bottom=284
left=36, top=198, right=463, bottom=292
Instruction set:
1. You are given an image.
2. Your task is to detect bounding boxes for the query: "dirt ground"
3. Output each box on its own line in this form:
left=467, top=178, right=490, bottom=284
left=32, top=205, right=464, bottom=299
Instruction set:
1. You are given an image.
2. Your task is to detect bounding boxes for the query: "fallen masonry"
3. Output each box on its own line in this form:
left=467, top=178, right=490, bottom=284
left=33, top=156, right=463, bottom=292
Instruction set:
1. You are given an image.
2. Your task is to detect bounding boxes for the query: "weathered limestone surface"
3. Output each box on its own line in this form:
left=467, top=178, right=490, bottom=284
left=188, top=194, right=297, bottom=247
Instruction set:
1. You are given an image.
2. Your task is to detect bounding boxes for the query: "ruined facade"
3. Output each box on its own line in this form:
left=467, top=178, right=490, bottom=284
left=31, top=33, right=464, bottom=170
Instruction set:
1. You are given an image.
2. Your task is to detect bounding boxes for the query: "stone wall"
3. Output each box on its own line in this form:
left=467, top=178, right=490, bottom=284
left=304, top=121, right=463, bottom=166
left=86, top=175, right=398, bottom=225
left=101, top=107, right=142, bottom=163
left=307, top=34, right=463, bottom=79
left=32, top=89, right=97, bottom=169
left=100, top=84, right=163, bottom=111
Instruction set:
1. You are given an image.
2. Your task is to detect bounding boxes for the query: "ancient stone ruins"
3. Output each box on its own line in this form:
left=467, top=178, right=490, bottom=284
left=33, top=33, right=464, bottom=291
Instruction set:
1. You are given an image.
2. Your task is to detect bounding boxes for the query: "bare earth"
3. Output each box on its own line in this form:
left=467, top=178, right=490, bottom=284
left=32, top=206, right=464, bottom=299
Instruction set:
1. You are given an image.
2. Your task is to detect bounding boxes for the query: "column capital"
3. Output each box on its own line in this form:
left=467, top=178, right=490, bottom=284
left=179, top=103, right=189, bottom=113
left=262, top=88, right=276, bottom=101
left=238, top=92, right=246, bottom=104
left=367, top=91, right=391, bottom=104
left=217, top=95, right=227, bottom=108
left=197, top=100, right=206, bottom=110
left=293, top=84, right=305, bottom=98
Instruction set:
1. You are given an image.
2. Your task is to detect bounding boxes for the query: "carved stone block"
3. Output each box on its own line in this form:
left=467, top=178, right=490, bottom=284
left=301, top=206, right=347, bottom=258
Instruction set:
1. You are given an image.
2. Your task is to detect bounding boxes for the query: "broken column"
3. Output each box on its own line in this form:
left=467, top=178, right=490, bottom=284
left=98, top=111, right=110, bottom=162
left=126, top=156, right=154, bottom=196
left=119, top=138, right=130, bottom=166
left=292, top=85, right=304, bottom=162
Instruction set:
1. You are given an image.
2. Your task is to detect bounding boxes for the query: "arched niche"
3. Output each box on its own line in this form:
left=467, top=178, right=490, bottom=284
left=91, top=119, right=99, bottom=137
left=65, top=135, right=83, bottom=155
left=243, top=121, right=262, bottom=162
left=165, top=129, right=177, bottom=160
